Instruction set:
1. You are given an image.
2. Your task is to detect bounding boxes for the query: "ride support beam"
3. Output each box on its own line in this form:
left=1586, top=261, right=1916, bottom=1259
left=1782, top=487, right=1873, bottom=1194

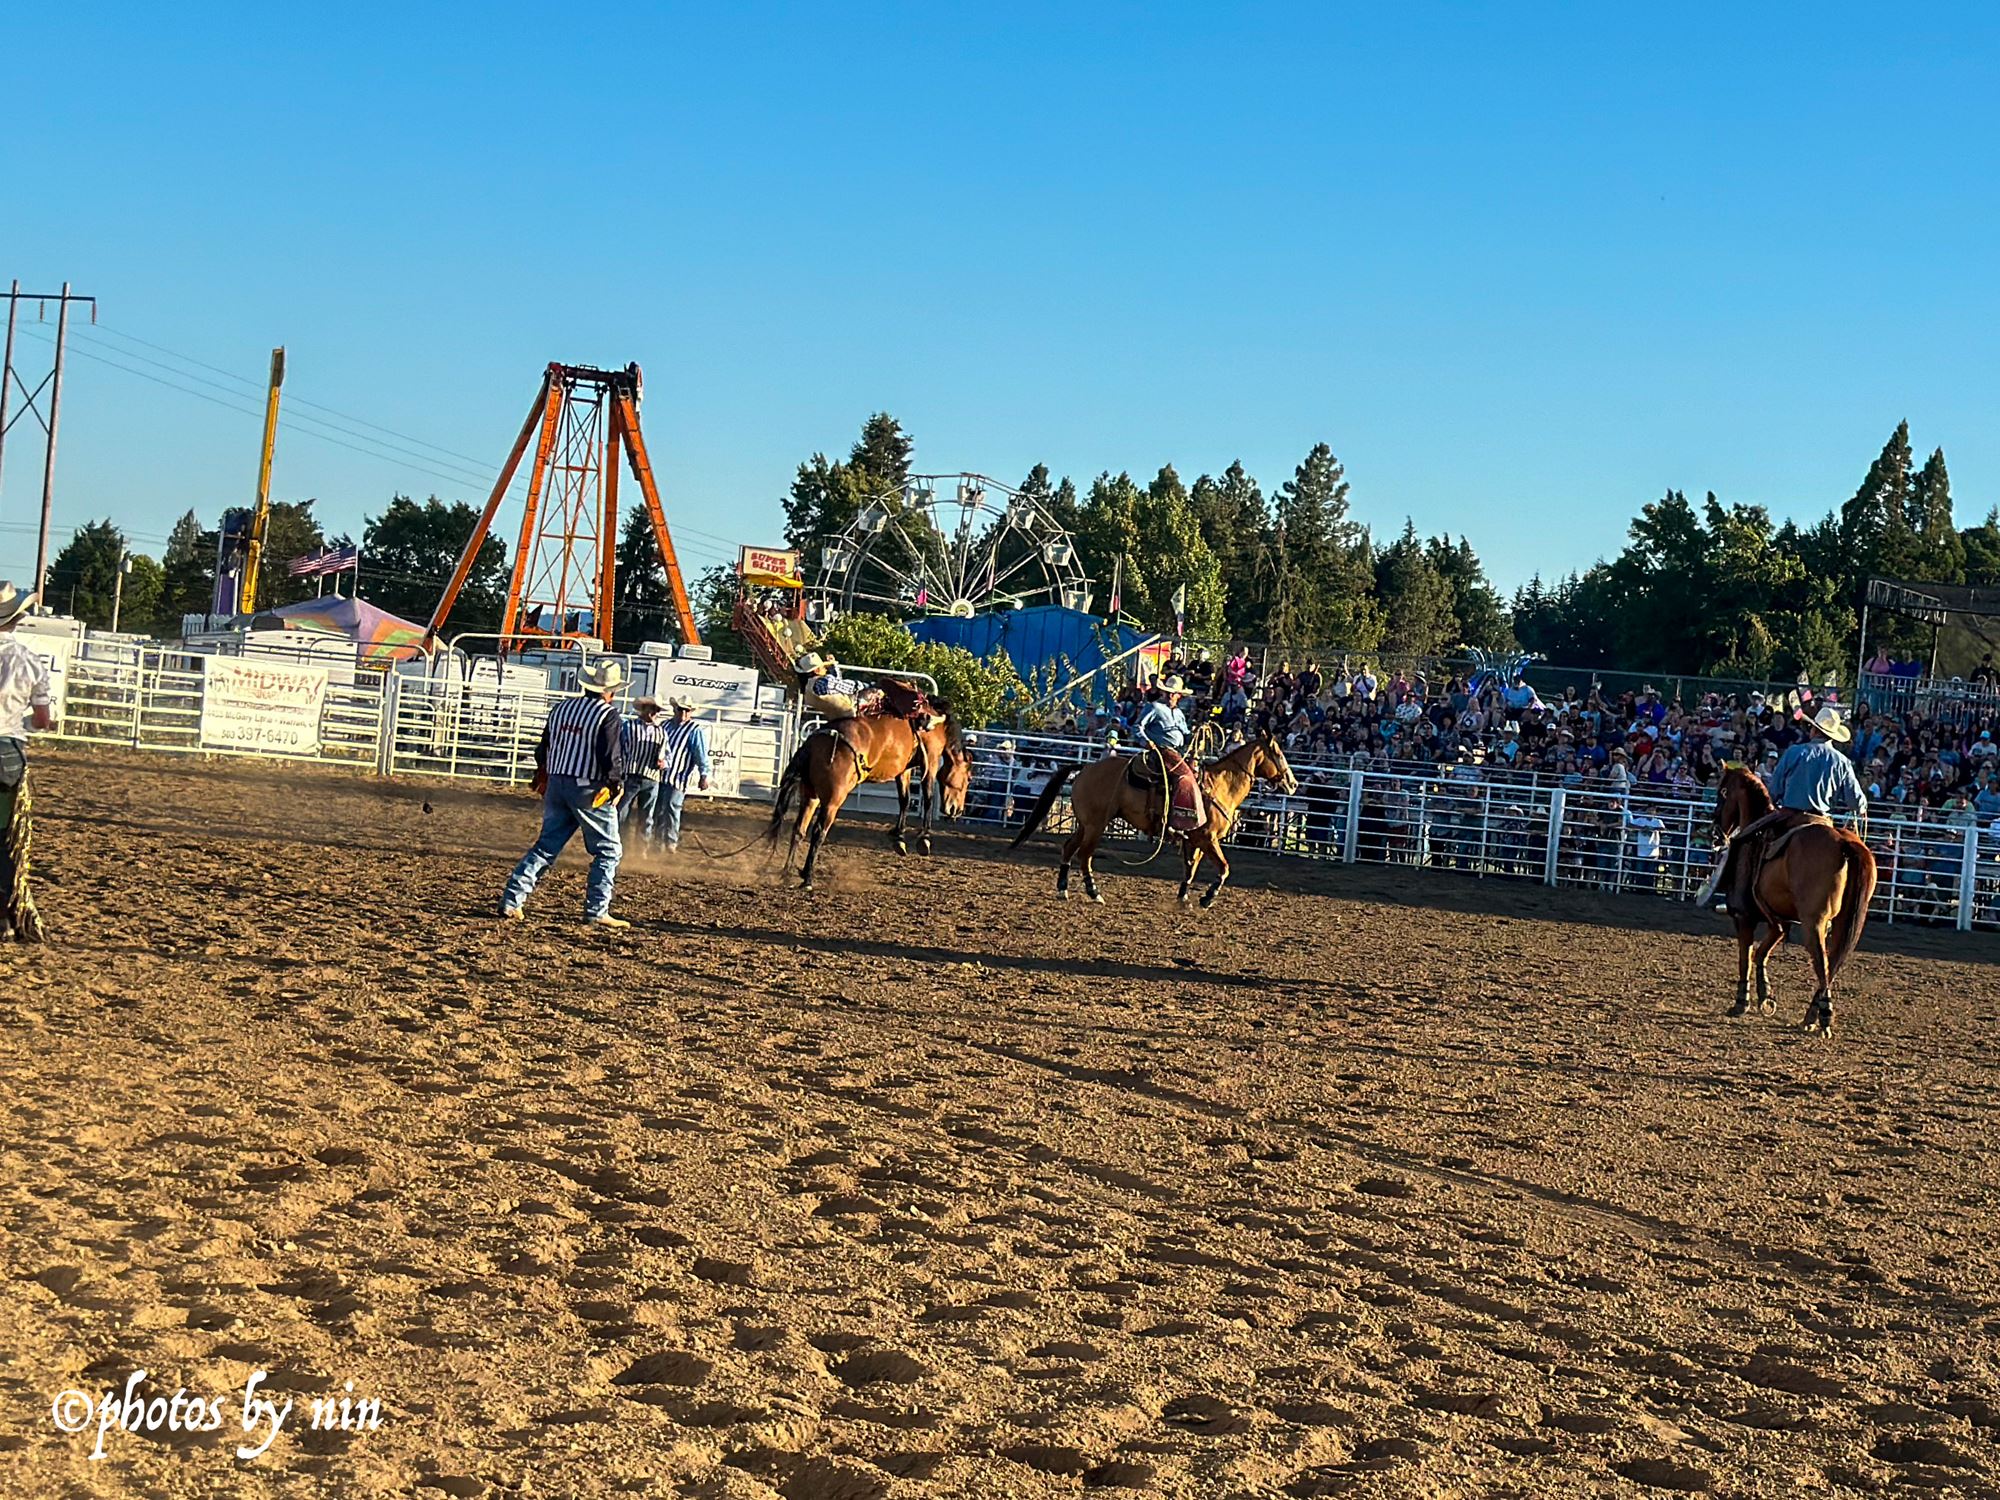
left=498, top=374, right=567, bottom=644
left=614, top=390, right=700, bottom=645
left=425, top=371, right=550, bottom=646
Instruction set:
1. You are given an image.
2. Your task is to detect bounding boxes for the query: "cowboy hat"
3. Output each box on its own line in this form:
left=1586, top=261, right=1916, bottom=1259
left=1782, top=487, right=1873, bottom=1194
left=1158, top=675, right=1187, bottom=694
left=0, top=581, right=37, bottom=628
left=577, top=658, right=627, bottom=692
left=632, top=695, right=663, bottom=713
left=1806, top=702, right=1851, bottom=743
left=666, top=693, right=697, bottom=713
left=793, top=651, right=827, bottom=674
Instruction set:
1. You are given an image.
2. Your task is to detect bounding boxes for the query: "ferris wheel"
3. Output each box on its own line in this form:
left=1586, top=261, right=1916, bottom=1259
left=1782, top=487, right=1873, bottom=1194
left=813, top=473, right=1093, bottom=622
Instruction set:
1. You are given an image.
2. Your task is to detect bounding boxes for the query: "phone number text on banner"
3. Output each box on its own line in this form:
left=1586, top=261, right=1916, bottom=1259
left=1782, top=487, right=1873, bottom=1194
left=199, top=657, right=330, bottom=756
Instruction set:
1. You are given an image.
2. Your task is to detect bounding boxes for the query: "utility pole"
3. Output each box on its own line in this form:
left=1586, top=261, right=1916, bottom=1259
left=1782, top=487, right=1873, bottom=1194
left=0, top=281, right=97, bottom=607
left=111, top=548, right=131, bottom=633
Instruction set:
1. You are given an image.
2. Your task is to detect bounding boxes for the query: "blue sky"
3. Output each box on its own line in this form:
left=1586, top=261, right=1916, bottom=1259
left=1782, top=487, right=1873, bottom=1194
left=5, top=3, right=1997, bottom=595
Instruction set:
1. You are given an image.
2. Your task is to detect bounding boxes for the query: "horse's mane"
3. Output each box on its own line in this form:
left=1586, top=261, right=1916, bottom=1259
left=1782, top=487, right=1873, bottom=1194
left=1723, top=764, right=1774, bottom=813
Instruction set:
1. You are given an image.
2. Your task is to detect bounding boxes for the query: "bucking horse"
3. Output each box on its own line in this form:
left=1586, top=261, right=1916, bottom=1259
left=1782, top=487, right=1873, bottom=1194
left=767, top=692, right=972, bottom=890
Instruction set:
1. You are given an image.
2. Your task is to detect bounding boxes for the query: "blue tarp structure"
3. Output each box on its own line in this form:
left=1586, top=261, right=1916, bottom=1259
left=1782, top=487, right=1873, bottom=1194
left=908, top=605, right=1151, bottom=703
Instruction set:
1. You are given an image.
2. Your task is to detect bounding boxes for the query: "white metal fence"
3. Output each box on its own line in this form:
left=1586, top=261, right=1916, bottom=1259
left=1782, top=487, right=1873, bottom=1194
left=36, top=651, right=2000, bottom=935
left=961, top=731, right=2000, bottom=933
left=43, top=645, right=792, bottom=801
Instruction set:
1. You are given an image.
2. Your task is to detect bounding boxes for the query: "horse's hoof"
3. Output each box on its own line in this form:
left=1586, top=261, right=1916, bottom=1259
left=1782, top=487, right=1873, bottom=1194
left=1090, top=894, right=1105, bottom=905
left=1726, top=1001, right=1749, bottom=1018
left=893, top=841, right=908, bottom=856
left=917, top=840, right=932, bottom=856
left=1200, top=891, right=1220, bottom=909
left=1056, top=890, right=1069, bottom=902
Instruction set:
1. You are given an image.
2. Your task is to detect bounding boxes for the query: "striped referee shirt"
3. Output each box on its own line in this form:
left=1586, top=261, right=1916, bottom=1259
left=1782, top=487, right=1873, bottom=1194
left=658, top=716, right=712, bottom=790
left=622, top=716, right=668, bottom=781
left=537, top=694, right=624, bottom=785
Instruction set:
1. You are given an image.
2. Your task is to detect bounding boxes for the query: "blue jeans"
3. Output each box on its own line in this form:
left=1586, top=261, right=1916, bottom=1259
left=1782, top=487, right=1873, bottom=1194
left=658, top=783, right=689, bottom=848
left=621, top=778, right=662, bottom=842
left=503, top=777, right=622, bottom=918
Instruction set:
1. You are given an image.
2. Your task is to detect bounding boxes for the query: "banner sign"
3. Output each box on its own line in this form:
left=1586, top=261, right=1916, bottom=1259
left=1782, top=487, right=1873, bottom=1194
left=655, top=661, right=760, bottom=715
left=738, top=546, right=802, bottom=587
left=692, top=723, right=745, bottom=799
left=199, top=656, right=329, bottom=756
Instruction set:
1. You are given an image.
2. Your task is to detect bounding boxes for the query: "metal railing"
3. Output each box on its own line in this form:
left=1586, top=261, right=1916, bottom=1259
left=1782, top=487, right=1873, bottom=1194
left=41, top=642, right=793, bottom=798
left=961, top=731, right=2000, bottom=932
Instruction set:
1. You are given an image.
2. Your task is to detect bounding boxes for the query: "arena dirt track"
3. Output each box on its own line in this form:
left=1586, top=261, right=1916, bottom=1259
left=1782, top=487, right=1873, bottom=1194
left=4, top=746, right=1999, bottom=1499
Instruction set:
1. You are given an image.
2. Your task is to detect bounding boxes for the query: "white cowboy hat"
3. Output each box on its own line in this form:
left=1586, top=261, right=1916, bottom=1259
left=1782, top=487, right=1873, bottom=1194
left=1158, top=675, right=1187, bottom=694
left=1807, top=702, right=1851, bottom=743
left=577, top=658, right=627, bottom=692
left=666, top=693, right=697, bottom=713
left=0, top=581, right=37, bottom=628
left=793, top=651, right=827, bottom=674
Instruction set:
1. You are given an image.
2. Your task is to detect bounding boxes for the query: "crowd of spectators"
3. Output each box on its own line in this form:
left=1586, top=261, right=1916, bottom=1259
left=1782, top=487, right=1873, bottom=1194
left=1031, top=643, right=2000, bottom=818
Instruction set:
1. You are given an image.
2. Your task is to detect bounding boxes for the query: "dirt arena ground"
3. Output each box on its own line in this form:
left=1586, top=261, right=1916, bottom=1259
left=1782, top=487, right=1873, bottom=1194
left=3, top=746, right=1999, bottom=1499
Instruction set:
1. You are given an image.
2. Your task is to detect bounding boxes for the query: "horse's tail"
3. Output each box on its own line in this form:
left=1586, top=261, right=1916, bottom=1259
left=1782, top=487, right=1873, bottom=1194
left=766, top=738, right=812, bottom=845
left=1827, top=834, right=1877, bottom=981
left=1010, top=764, right=1076, bottom=848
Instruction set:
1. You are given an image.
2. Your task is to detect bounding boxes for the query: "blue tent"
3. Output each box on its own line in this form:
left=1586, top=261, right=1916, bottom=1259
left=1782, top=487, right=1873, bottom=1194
left=907, top=605, right=1152, bottom=703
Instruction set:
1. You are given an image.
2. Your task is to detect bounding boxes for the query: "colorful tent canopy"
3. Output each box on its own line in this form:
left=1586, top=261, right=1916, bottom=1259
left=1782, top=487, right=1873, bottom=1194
left=242, top=595, right=429, bottom=667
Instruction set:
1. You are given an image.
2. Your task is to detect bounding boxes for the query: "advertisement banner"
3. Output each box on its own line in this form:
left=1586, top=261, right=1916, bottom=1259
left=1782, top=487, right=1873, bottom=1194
left=199, top=656, right=329, bottom=756
left=738, top=546, right=801, bottom=588
left=655, top=661, right=760, bottom=715
left=691, top=723, right=745, bottom=799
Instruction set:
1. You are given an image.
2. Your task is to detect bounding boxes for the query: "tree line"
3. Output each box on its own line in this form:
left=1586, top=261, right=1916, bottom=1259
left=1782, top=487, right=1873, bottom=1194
left=52, top=414, right=1986, bottom=685
left=1513, top=421, right=1994, bottom=681
left=777, top=413, right=1513, bottom=658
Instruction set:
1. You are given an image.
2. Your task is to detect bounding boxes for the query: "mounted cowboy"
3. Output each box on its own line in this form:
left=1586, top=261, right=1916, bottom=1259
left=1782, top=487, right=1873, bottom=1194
left=1133, top=675, right=1205, bottom=831
left=1698, top=701, right=1867, bottom=915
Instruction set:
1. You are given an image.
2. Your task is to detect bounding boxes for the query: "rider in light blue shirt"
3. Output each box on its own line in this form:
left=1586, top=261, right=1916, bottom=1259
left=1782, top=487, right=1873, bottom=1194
left=1135, top=686, right=1191, bottom=752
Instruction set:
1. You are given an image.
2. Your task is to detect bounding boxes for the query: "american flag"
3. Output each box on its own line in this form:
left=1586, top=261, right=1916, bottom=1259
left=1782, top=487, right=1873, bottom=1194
left=288, top=544, right=359, bottom=577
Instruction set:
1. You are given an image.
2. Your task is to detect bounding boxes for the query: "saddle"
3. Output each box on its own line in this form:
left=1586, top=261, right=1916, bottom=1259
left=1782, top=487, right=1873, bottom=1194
left=1760, top=811, right=1832, bottom=863
left=863, top=678, right=944, bottom=731
left=1126, top=746, right=1205, bottom=831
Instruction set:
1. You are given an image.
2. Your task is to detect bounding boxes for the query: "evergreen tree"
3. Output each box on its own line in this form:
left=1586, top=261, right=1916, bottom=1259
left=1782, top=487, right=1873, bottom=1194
left=118, top=554, right=165, bottom=636
left=160, top=509, right=214, bottom=628
left=47, top=520, right=130, bottom=627
left=780, top=452, right=859, bottom=580
left=361, top=495, right=508, bottom=636
left=848, top=413, right=914, bottom=500
left=1963, top=509, right=2000, bottom=587
left=611, top=505, right=678, bottom=651
left=1134, top=464, right=1227, bottom=640
left=1190, top=460, right=1270, bottom=637
left=1838, top=420, right=1918, bottom=592
left=1268, top=442, right=1378, bottom=650
left=1073, top=472, right=1151, bottom=622
left=1374, top=521, right=1458, bottom=655
left=253, top=499, right=333, bottom=609
left=1907, top=447, right=1965, bottom=583
left=1425, top=534, right=1512, bottom=651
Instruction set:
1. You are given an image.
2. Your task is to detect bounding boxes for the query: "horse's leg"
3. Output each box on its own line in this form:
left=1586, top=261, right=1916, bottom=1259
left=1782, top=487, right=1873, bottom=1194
left=802, top=777, right=855, bottom=891
left=1057, top=825, right=1082, bottom=900
left=1727, top=915, right=1755, bottom=1015
left=1798, top=862, right=1845, bottom=1036
left=1078, top=825, right=1106, bottom=904
left=786, top=794, right=819, bottom=873
left=1199, top=833, right=1232, bottom=908
left=915, top=743, right=934, bottom=855
left=891, top=772, right=910, bottom=856
left=1178, top=842, right=1203, bottom=903
left=1749, top=920, right=1784, bottom=1015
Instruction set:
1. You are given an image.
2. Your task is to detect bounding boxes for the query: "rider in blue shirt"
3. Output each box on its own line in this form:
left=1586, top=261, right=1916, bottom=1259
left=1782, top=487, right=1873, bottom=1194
left=1133, top=676, right=1205, bottom=829
left=1701, top=703, right=1866, bottom=909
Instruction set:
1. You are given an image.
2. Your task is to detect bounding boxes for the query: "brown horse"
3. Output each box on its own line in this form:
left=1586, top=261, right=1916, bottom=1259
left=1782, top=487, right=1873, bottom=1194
left=767, top=710, right=969, bottom=889
left=1010, top=731, right=1299, bottom=906
left=1711, top=766, right=1877, bottom=1035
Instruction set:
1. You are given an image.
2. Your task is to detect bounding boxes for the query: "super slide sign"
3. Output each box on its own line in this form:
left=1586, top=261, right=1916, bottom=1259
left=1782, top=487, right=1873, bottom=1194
left=198, top=657, right=330, bottom=756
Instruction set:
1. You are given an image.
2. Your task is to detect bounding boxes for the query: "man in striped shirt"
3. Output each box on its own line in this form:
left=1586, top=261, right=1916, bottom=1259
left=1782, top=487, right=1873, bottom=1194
left=655, top=693, right=712, bottom=851
left=500, top=658, right=630, bottom=927
left=619, top=697, right=669, bottom=847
